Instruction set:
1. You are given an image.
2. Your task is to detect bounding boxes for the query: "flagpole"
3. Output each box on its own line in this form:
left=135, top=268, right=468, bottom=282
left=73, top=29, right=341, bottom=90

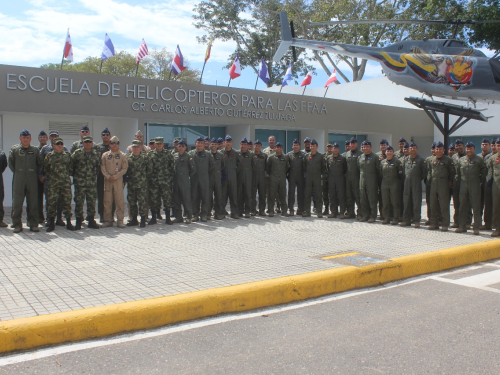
left=168, top=70, right=173, bottom=81
left=279, top=86, right=283, bottom=93
left=302, top=86, right=307, bottom=95
left=254, top=75, right=259, bottom=90
left=99, top=59, right=103, bottom=73
left=135, top=62, right=140, bottom=77
left=228, top=78, right=232, bottom=87
left=199, top=60, right=207, bottom=84
left=60, top=53, right=65, bottom=70
left=324, top=86, right=329, bottom=98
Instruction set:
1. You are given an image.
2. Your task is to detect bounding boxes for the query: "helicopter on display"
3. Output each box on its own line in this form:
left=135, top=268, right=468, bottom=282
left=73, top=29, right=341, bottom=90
left=273, top=11, right=500, bottom=104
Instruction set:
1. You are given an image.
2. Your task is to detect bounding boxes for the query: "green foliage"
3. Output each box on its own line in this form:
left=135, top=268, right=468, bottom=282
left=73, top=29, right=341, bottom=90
left=467, top=0, right=500, bottom=52
left=40, top=49, right=201, bottom=83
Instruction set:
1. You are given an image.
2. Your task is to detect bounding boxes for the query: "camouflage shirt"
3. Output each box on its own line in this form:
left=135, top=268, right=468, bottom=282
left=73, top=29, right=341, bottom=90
left=149, top=149, right=174, bottom=184
left=71, top=149, right=100, bottom=187
left=127, top=152, right=151, bottom=189
left=44, top=150, right=72, bottom=184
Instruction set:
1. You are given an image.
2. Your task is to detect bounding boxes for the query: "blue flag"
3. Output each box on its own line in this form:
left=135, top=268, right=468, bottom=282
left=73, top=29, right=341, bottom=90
left=258, top=57, right=270, bottom=84
left=101, top=33, right=115, bottom=61
left=282, top=63, right=292, bottom=87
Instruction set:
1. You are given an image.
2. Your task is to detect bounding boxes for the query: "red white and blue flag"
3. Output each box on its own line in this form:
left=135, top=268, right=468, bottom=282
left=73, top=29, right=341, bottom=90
left=301, top=71, right=313, bottom=87
left=171, top=45, right=187, bottom=75
left=63, top=28, right=73, bottom=62
left=282, top=63, right=292, bottom=87
left=136, top=39, right=148, bottom=64
left=229, top=53, right=241, bottom=79
left=325, top=69, right=338, bottom=87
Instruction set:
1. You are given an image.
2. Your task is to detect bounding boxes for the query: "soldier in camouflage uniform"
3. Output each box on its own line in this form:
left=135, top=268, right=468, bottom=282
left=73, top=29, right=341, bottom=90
left=70, top=125, right=101, bottom=154
left=71, top=136, right=100, bottom=230
left=126, top=140, right=151, bottom=227
left=148, top=137, right=174, bottom=225
left=44, top=138, right=74, bottom=232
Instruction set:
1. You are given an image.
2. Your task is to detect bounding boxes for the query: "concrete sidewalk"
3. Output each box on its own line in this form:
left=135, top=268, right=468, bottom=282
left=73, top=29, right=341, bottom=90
left=1, top=204, right=499, bottom=353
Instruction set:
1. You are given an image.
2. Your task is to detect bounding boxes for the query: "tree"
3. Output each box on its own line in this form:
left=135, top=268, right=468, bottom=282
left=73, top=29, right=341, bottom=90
left=193, top=0, right=314, bottom=87
left=467, top=0, right=500, bottom=53
left=40, top=49, right=201, bottom=83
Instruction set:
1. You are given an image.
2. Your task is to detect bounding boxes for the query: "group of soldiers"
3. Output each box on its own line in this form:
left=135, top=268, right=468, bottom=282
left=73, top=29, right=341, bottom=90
left=1, top=127, right=499, bottom=237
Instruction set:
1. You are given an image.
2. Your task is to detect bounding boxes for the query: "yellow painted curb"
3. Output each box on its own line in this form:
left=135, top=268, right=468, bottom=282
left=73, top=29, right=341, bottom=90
left=1, top=239, right=499, bottom=353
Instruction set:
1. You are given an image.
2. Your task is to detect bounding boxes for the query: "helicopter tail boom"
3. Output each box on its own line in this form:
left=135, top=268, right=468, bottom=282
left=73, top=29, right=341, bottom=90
left=273, top=11, right=293, bottom=62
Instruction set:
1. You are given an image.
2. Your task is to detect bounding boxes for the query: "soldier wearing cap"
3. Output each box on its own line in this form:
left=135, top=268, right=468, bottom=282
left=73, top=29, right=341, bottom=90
left=71, top=135, right=101, bottom=230
left=0, top=146, right=7, bottom=227
left=101, top=136, right=128, bottom=228
left=427, top=141, right=453, bottom=232
left=302, top=137, right=312, bottom=153
left=189, top=136, right=214, bottom=222
left=9, top=129, right=43, bottom=232
left=398, top=142, right=410, bottom=218
left=380, top=145, right=403, bottom=224
left=357, top=140, right=380, bottom=222
left=397, top=138, right=407, bottom=159
left=376, top=139, right=388, bottom=160
left=37, top=130, right=48, bottom=223
left=40, top=129, right=68, bottom=226
left=248, top=140, right=254, bottom=152
left=424, top=142, right=438, bottom=225
left=172, top=139, right=196, bottom=223
left=454, top=142, right=486, bottom=234
left=345, top=137, right=362, bottom=219
left=148, top=137, right=174, bottom=225
left=322, top=143, right=334, bottom=215
left=171, top=137, right=181, bottom=154
left=400, top=141, right=427, bottom=228
left=266, top=142, right=289, bottom=217
left=209, top=138, right=225, bottom=220
left=222, top=135, right=241, bottom=219
left=204, top=136, right=210, bottom=151
left=326, top=142, right=347, bottom=218
left=451, top=139, right=466, bottom=228
left=448, top=143, right=456, bottom=158
left=303, top=139, right=326, bottom=218
left=287, top=138, right=305, bottom=216
left=252, top=139, right=267, bottom=216
left=71, top=125, right=99, bottom=154
left=488, top=139, right=500, bottom=236
left=342, top=140, right=351, bottom=157
left=126, top=130, right=149, bottom=154
left=481, top=138, right=497, bottom=230
left=44, top=137, right=74, bottom=232
left=478, top=138, right=492, bottom=229
left=95, top=128, right=113, bottom=222
left=237, top=137, right=254, bottom=218
left=217, top=138, right=224, bottom=151
left=126, top=140, right=151, bottom=227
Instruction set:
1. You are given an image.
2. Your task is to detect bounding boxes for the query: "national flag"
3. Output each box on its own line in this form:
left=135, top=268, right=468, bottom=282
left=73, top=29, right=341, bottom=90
left=281, top=63, right=292, bottom=87
left=301, top=71, right=313, bottom=87
left=136, top=39, right=148, bottom=65
left=229, top=53, right=241, bottom=79
left=325, top=69, right=338, bottom=87
left=205, top=36, right=213, bottom=63
left=101, top=33, right=115, bottom=61
left=258, top=57, right=270, bottom=84
left=63, top=28, right=73, bottom=62
left=171, top=45, right=187, bottom=75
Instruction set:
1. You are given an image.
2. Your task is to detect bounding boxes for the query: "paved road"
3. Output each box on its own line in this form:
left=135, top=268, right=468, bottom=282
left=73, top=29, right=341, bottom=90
left=2, top=260, right=499, bottom=374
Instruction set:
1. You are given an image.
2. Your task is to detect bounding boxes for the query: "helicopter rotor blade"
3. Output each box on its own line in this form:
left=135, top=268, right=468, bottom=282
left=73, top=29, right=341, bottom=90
left=290, top=21, right=297, bottom=63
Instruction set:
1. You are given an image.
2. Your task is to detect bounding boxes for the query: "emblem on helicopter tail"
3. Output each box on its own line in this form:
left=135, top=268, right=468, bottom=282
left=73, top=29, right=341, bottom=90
left=371, top=48, right=476, bottom=92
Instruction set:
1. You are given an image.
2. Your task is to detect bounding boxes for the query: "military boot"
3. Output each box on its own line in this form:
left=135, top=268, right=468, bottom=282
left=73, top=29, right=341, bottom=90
left=56, top=213, right=65, bottom=226
left=75, top=217, right=83, bottom=230
left=127, top=216, right=139, bottom=226
left=46, top=218, right=55, bottom=232
left=140, top=216, right=146, bottom=228
left=165, top=211, right=173, bottom=225
left=148, top=210, right=157, bottom=225
left=157, top=210, right=163, bottom=220
left=322, top=207, right=329, bottom=215
left=87, top=217, right=100, bottom=229
left=66, top=219, right=75, bottom=231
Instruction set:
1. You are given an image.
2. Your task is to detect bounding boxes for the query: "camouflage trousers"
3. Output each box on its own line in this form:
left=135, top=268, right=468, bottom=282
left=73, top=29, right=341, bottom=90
left=128, top=185, right=148, bottom=217
left=74, top=185, right=97, bottom=219
left=47, top=181, right=72, bottom=219
left=150, top=181, right=172, bottom=211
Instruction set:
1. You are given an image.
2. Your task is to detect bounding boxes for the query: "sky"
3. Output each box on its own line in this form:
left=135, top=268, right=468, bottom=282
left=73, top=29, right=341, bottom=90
left=0, top=0, right=388, bottom=91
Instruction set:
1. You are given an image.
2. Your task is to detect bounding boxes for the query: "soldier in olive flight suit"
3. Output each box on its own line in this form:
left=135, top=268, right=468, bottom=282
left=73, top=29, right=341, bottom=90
left=451, top=139, right=466, bottom=228
left=287, top=139, right=305, bottom=216
left=322, top=143, right=334, bottom=215
left=358, top=140, right=381, bottom=223
left=326, top=143, right=347, bottom=218
left=266, top=142, right=289, bottom=217
left=222, top=135, right=242, bottom=219
left=376, top=139, right=388, bottom=219
left=209, top=138, right=225, bottom=220
left=427, top=142, right=456, bottom=232
left=380, top=145, right=403, bottom=224
left=455, top=142, right=487, bottom=235
left=237, top=138, right=253, bottom=218
left=44, top=138, right=74, bottom=232
left=345, top=138, right=362, bottom=219
left=488, top=139, right=500, bottom=237
left=252, top=139, right=267, bottom=216
left=400, top=142, right=427, bottom=228
left=126, top=140, right=151, bottom=228
left=9, top=129, right=43, bottom=233
left=303, top=139, right=326, bottom=218
left=71, top=135, right=101, bottom=230
left=0, top=147, right=7, bottom=227
left=425, top=142, right=437, bottom=224
left=148, top=137, right=174, bottom=225
left=479, top=138, right=494, bottom=230
left=172, top=140, right=196, bottom=224
left=189, top=136, right=214, bottom=222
